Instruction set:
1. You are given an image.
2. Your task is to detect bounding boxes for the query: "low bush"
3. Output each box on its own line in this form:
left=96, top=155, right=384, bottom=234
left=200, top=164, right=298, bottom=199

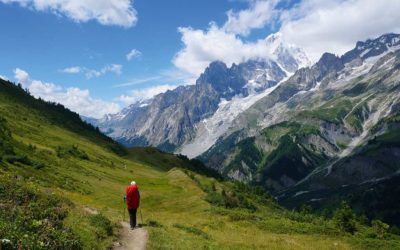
left=3, top=154, right=32, bottom=165
left=390, top=226, right=400, bottom=235
left=0, top=117, right=15, bottom=162
left=371, top=220, right=389, bottom=239
left=89, top=214, right=113, bottom=239
left=56, top=145, right=89, bottom=160
left=283, top=209, right=320, bottom=224
left=2, top=154, right=45, bottom=169
left=187, top=172, right=259, bottom=211
left=205, top=192, right=225, bottom=207
left=0, top=176, right=82, bottom=249
left=333, top=201, right=357, bottom=234
left=204, top=187, right=256, bottom=211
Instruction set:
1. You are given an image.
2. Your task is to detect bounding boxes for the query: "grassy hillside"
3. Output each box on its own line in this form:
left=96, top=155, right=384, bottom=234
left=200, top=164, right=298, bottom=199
left=1, top=79, right=399, bottom=249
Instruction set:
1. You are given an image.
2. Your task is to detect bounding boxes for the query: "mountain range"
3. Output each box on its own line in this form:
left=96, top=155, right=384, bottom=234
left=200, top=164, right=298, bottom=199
left=92, top=33, right=310, bottom=153
left=90, top=33, right=400, bottom=223
left=200, top=33, right=400, bottom=223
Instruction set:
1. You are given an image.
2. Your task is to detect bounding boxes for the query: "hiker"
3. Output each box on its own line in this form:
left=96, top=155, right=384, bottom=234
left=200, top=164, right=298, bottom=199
left=124, top=181, right=140, bottom=229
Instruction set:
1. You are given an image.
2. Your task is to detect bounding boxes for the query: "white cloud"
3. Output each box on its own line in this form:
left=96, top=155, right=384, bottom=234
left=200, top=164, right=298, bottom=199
left=223, top=0, right=278, bottom=36
left=0, top=0, right=137, bottom=28
left=62, top=66, right=81, bottom=74
left=114, top=76, right=162, bottom=88
left=13, top=68, right=120, bottom=118
left=114, top=68, right=195, bottom=88
left=85, top=64, right=122, bottom=79
left=61, top=64, right=122, bottom=79
left=13, top=68, right=30, bottom=86
left=0, top=75, right=9, bottom=81
left=173, top=0, right=400, bottom=76
left=279, top=0, right=400, bottom=61
left=173, top=0, right=282, bottom=76
left=173, top=24, right=273, bottom=76
left=126, top=49, right=142, bottom=61
left=117, top=84, right=177, bottom=105
left=159, top=68, right=197, bottom=86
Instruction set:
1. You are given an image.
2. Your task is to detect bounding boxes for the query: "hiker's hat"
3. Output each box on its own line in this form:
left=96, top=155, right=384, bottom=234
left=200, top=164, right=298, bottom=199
left=131, top=181, right=136, bottom=186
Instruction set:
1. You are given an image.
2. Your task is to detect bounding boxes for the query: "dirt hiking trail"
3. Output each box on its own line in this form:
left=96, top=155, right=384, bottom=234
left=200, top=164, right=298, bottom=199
left=113, top=222, right=148, bottom=250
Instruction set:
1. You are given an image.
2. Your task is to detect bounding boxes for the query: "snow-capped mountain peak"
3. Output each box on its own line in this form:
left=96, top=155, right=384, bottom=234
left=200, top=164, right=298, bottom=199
left=90, top=33, right=313, bottom=156
left=343, top=33, right=400, bottom=63
left=265, top=32, right=312, bottom=72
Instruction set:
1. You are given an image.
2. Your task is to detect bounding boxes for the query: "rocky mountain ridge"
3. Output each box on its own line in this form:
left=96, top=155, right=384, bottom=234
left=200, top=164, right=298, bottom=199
left=199, top=33, right=400, bottom=221
left=93, top=33, right=310, bottom=153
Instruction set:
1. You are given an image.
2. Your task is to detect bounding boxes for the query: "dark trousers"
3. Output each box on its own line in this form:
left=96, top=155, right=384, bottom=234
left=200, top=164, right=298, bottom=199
left=128, top=208, right=137, bottom=228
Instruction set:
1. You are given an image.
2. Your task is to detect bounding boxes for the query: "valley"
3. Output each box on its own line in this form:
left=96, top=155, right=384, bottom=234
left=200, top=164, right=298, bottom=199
left=1, top=77, right=399, bottom=249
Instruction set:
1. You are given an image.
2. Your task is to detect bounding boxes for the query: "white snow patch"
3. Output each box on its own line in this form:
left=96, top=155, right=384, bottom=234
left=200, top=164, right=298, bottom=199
left=333, top=52, right=391, bottom=90
left=360, top=48, right=371, bottom=58
left=179, top=80, right=287, bottom=158
left=293, top=190, right=309, bottom=197
left=309, top=81, right=322, bottom=92
left=388, top=44, right=400, bottom=52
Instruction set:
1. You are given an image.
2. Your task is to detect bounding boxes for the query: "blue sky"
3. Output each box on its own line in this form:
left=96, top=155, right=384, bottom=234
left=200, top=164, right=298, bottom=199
left=1, top=0, right=399, bottom=118
left=0, top=1, right=239, bottom=98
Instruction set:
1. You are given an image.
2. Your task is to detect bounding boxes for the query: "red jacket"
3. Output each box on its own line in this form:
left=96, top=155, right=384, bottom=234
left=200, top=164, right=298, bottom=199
left=126, top=185, right=140, bottom=209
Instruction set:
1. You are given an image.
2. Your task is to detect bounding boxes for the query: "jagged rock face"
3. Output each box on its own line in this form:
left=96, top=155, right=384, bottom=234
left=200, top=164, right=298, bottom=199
left=94, top=57, right=293, bottom=151
left=90, top=32, right=311, bottom=153
left=197, top=61, right=246, bottom=98
left=93, top=34, right=309, bottom=152
left=201, top=33, right=400, bottom=199
left=342, top=33, right=400, bottom=62
left=104, top=82, right=222, bottom=151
